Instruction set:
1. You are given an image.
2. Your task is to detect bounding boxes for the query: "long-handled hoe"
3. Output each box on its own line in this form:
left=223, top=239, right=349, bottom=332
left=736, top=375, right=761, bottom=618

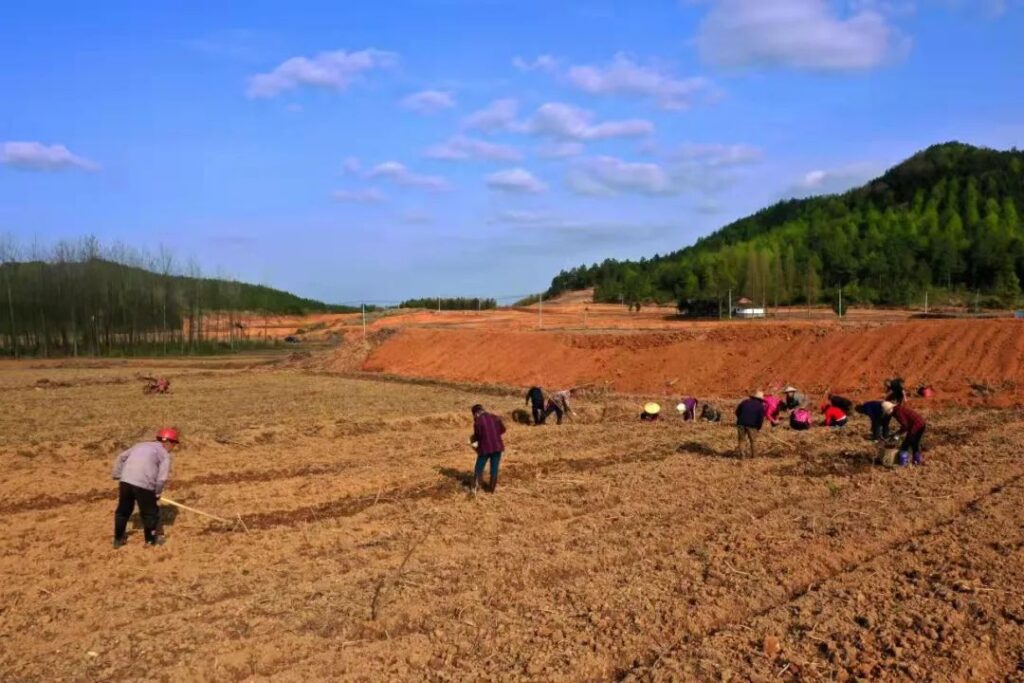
left=160, top=496, right=249, bottom=532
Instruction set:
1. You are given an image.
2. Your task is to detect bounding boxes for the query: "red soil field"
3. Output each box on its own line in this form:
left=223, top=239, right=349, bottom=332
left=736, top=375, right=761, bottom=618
left=360, top=319, right=1024, bottom=405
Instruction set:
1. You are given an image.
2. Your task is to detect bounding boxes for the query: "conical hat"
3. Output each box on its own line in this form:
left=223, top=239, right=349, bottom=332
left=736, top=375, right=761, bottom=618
left=644, top=402, right=661, bottom=415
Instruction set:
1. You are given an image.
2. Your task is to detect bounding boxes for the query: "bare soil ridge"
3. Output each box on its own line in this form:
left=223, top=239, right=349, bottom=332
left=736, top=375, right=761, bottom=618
left=360, top=318, right=1024, bottom=404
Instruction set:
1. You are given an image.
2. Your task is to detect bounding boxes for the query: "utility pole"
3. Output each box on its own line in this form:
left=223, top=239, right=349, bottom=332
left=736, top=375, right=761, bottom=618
left=437, top=296, right=441, bottom=313
left=361, top=303, right=367, bottom=340
left=924, top=290, right=929, bottom=314
left=728, top=289, right=732, bottom=320
left=838, top=287, right=843, bottom=319
left=539, top=292, right=543, bottom=329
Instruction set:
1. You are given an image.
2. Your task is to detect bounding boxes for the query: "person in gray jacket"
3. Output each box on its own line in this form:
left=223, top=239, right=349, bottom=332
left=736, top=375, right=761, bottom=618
left=111, top=428, right=179, bottom=548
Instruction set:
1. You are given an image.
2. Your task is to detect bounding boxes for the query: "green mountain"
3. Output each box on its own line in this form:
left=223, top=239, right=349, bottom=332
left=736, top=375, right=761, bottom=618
left=547, top=142, right=1024, bottom=309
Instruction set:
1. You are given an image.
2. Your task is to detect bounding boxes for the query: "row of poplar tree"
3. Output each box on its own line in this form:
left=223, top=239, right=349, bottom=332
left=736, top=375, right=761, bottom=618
left=0, top=236, right=341, bottom=357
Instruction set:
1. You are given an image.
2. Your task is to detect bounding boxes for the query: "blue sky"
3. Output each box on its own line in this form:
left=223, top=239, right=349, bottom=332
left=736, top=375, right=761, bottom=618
left=1, top=0, right=1022, bottom=304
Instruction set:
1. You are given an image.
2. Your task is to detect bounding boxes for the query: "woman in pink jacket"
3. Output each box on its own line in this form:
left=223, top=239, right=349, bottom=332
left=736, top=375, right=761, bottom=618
left=762, top=394, right=782, bottom=426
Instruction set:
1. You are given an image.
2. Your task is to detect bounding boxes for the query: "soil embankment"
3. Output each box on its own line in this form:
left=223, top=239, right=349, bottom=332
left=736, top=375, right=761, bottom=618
left=361, top=319, right=1024, bottom=402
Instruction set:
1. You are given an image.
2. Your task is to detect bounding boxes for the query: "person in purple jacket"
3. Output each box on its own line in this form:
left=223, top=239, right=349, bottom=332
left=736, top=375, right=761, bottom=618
left=111, top=427, right=179, bottom=548
left=470, top=404, right=506, bottom=494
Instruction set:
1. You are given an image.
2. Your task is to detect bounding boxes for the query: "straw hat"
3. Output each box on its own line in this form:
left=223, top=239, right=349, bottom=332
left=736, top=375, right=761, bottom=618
left=676, top=402, right=688, bottom=413
left=881, top=401, right=895, bottom=415
left=751, top=390, right=764, bottom=400
left=783, top=386, right=797, bottom=393
left=644, top=402, right=662, bottom=415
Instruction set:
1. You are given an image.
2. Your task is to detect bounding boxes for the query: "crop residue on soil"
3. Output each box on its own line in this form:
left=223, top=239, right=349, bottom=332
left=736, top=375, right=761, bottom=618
left=2, top=357, right=1024, bottom=681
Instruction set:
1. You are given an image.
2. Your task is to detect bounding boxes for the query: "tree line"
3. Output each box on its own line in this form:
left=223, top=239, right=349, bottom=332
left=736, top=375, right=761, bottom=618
left=399, top=297, right=497, bottom=311
left=547, top=142, right=1024, bottom=312
left=0, top=236, right=354, bottom=357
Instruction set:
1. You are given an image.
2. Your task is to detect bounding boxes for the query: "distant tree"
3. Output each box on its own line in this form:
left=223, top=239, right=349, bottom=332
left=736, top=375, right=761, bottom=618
left=542, top=143, right=1024, bottom=309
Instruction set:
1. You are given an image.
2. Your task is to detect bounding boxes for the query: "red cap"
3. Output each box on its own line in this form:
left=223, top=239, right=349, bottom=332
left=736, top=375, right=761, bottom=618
left=156, top=427, right=180, bottom=443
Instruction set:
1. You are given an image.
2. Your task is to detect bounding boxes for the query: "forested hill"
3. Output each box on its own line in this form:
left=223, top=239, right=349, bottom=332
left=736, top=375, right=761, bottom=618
left=547, top=142, right=1024, bottom=308
left=0, top=248, right=354, bottom=356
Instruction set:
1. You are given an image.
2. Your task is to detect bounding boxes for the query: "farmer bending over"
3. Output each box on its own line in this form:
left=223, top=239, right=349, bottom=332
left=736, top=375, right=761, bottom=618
left=762, top=393, right=782, bottom=427
left=883, top=401, right=927, bottom=466
left=781, top=386, right=807, bottom=411
left=700, top=404, right=722, bottom=422
left=543, top=388, right=573, bottom=425
left=525, top=385, right=545, bottom=425
left=677, top=396, right=698, bottom=421
left=470, top=404, right=506, bottom=493
left=856, top=400, right=891, bottom=440
left=822, top=402, right=848, bottom=428
left=789, top=407, right=812, bottom=431
left=111, top=428, right=179, bottom=548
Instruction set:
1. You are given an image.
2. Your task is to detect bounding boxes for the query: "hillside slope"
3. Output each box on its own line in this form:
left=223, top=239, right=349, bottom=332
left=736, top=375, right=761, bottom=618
left=361, top=320, right=1023, bottom=405
left=548, top=142, right=1024, bottom=308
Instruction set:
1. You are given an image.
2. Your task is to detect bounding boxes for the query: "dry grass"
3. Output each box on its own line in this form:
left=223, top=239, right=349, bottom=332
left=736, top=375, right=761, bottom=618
left=1, top=359, right=1023, bottom=681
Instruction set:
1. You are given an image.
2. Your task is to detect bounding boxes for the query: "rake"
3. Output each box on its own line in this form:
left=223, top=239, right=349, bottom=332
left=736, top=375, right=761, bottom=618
left=160, top=496, right=249, bottom=531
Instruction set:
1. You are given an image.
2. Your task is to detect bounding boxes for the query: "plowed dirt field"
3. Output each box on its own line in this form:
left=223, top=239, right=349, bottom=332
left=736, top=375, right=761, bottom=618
left=360, top=318, right=1024, bottom=406
left=2, top=359, right=1023, bottom=681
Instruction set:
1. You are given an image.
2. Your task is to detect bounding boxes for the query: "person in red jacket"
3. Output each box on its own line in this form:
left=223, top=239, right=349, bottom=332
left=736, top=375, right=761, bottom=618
left=821, top=402, right=848, bottom=428
left=470, top=404, right=506, bottom=493
left=883, top=401, right=926, bottom=466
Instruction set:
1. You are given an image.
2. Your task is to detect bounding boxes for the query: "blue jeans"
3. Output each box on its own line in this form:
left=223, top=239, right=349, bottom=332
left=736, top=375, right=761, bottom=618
left=474, top=451, right=502, bottom=484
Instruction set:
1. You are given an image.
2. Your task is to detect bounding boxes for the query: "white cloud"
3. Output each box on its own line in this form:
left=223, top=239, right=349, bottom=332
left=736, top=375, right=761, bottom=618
left=979, top=0, right=1022, bottom=16
left=246, top=48, right=397, bottom=98
left=696, top=0, right=909, bottom=71
left=528, top=102, right=654, bottom=141
left=342, top=156, right=362, bottom=174
left=424, top=135, right=522, bottom=162
left=367, top=161, right=451, bottom=192
left=490, top=209, right=556, bottom=224
left=536, top=141, right=586, bottom=159
left=932, top=0, right=1020, bottom=16
left=696, top=199, right=723, bottom=215
left=785, top=162, right=880, bottom=197
left=400, top=89, right=456, bottom=114
left=1, top=141, right=101, bottom=172
left=401, top=209, right=433, bottom=225
left=486, top=168, right=548, bottom=194
left=512, top=55, right=558, bottom=72
left=331, top=188, right=385, bottom=203
left=462, top=98, right=521, bottom=133
left=565, top=53, right=712, bottom=110
left=566, top=156, right=674, bottom=197
left=670, top=143, right=764, bottom=166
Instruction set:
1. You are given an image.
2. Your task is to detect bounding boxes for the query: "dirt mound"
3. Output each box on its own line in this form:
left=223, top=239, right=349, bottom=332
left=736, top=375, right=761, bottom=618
left=361, top=319, right=1024, bottom=404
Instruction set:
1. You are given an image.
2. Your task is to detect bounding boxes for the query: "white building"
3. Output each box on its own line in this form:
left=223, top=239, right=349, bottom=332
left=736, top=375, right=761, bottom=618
left=733, top=297, right=766, bottom=319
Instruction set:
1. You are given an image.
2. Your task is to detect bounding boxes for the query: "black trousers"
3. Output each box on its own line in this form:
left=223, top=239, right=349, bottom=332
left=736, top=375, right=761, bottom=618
left=531, top=402, right=545, bottom=425
left=870, top=415, right=892, bottom=440
left=900, top=427, right=925, bottom=454
left=114, top=482, right=160, bottom=543
left=543, top=401, right=563, bottom=424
